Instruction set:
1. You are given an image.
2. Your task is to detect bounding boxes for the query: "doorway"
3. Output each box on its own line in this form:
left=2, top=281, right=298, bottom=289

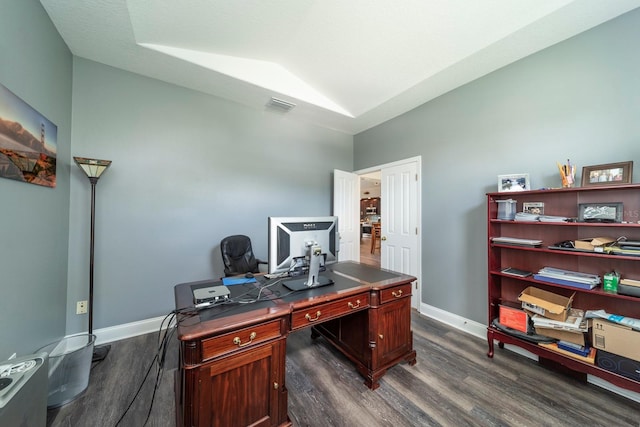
left=333, top=156, right=421, bottom=310
left=359, top=171, right=381, bottom=268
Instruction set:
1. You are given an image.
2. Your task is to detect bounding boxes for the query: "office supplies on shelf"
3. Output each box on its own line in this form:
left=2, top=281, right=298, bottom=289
left=501, top=267, right=532, bottom=277
left=557, top=160, right=575, bottom=188
left=491, top=236, right=542, bottom=246
left=539, top=342, right=596, bottom=364
left=557, top=341, right=591, bottom=357
left=533, top=275, right=598, bottom=289
left=514, top=212, right=539, bottom=222
left=533, top=267, right=600, bottom=290
left=532, top=309, right=587, bottom=332
left=538, top=215, right=570, bottom=222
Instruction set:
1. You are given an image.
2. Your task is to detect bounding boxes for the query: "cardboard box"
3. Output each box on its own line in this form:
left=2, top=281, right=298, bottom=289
left=518, top=287, right=574, bottom=322
left=592, top=319, right=640, bottom=362
left=499, top=304, right=530, bottom=333
left=534, top=327, right=585, bottom=346
left=574, top=237, right=615, bottom=252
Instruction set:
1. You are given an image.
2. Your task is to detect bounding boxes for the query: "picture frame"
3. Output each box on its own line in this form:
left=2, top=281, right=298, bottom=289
left=578, top=202, right=623, bottom=223
left=581, top=161, right=633, bottom=187
left=0, top=83, right=57, bottom=187
left=498, top=173, right=530, bottom=192
left=523, top=202, right=544, bottom=215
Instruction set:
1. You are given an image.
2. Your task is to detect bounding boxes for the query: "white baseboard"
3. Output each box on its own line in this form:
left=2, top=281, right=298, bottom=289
left=418, top=302, right=640, bottom=403
left=419, top=301, right=486, bottom=339
left=92, top=315, right=168, bottom=346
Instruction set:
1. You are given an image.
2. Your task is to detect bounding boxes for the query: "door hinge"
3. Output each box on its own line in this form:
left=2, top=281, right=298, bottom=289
left=415, top=227, right=418, bottom=235
left=415, top=173, right=418, bottom=181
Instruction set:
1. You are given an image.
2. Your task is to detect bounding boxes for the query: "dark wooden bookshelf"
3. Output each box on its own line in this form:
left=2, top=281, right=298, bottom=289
left=486, top=184, right=640, bottom=394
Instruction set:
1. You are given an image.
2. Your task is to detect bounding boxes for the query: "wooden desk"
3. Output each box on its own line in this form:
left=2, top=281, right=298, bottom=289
left=174, top=261, right=417, bottom=427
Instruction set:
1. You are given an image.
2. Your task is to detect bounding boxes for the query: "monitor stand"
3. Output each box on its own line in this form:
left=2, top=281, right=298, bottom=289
left=283, top=275, right=334, bottom=291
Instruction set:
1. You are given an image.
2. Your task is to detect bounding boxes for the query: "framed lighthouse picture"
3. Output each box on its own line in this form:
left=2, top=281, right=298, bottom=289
left=0, top=83, right=57, bottom=188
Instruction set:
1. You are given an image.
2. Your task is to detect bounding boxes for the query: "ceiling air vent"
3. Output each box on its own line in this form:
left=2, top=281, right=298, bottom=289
left=266, top=97, right=296, bottom=112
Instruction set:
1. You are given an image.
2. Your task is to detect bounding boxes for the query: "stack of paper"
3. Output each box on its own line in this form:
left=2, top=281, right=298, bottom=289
left=514, top=212, right=539, bottom=222
left=532, top=309, right=587, bottom=332
left=534, top=267, right=600, bottom=289
left=538, top=215, right=570, bottom=222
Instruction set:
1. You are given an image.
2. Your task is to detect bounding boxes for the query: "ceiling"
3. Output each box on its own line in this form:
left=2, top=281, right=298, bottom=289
left=39, top=0, right=640, bottom=135
left=360, top=172, right=381, bottom=199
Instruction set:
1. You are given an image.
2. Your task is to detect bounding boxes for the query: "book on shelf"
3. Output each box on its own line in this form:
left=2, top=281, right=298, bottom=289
left=536, top=267, right=600, bottom=284
left=534, top=267, right=600, bottom=290
left=538, top=342, right=596, bottom=364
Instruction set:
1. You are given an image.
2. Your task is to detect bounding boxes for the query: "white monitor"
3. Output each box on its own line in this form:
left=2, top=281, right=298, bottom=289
left=268, top=216, right=339, bottom=275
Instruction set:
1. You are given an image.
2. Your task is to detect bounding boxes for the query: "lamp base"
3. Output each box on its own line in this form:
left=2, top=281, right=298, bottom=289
left=92, top=344, right=111, bottom=363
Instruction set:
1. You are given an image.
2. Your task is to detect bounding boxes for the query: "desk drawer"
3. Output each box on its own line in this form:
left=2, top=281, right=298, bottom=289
left=291, top=293, right=369, bottom=330
left=202, top=319, right=283, bottom=361
left=380, top=283, right=412, bottom=304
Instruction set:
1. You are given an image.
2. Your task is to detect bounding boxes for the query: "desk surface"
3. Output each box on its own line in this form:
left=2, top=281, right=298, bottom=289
left=174, top=261, right=415, bottom=340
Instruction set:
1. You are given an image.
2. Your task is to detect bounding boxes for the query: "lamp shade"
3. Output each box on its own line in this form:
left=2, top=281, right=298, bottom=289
left=73, top=157, right=112, bottom=179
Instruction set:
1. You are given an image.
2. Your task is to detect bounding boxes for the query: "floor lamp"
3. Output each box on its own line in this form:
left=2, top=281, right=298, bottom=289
left=74, top=156, right=112, bottom=363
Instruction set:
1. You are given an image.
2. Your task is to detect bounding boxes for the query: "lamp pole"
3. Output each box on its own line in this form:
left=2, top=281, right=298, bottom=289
left=88, top=176, right=98, bottom=335
left=74, top=157, right=112, bottom=362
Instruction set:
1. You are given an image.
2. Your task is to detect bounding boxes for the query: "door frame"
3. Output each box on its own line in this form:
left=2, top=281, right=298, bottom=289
left=355, top=156, right=422, bottom=311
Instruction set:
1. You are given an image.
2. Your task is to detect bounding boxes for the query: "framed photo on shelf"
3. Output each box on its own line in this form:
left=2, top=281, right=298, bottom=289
left=498, top=173, right=530, bottom=192
left=578, top=202, right=623, bottom=223
left=523, top=202, right=544, bottom=215
left=581, top=161, right=633, bottom=187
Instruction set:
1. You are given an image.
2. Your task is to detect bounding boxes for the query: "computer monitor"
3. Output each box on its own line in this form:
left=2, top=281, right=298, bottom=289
left=268, top=216, right=339, bottom=290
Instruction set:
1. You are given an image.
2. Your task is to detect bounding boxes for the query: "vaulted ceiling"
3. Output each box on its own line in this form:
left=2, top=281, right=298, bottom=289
left=39, top=0, right=640, bottom=134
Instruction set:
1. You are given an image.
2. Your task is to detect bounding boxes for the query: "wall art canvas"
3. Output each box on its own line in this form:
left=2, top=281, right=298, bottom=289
left=0, top=83, right=57, bottom=187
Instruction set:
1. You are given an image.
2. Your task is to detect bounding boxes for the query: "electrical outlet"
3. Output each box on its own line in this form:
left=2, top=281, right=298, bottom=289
left=76, top=300, right=88, bottom=314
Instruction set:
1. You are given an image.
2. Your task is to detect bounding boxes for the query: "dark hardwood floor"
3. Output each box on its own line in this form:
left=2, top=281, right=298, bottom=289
left=47, top=312, right=639, bottom=427
left=359, top=235, right=380, bottom=268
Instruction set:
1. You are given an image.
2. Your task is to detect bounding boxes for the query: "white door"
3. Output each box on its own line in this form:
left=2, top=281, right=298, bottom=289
left=380, top=161, right=420, bottom=309
left=333, top=169, right=360, bottom=262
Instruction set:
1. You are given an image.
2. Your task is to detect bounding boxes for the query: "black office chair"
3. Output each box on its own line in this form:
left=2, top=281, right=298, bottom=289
left=220, top=235, right=268, bottom=277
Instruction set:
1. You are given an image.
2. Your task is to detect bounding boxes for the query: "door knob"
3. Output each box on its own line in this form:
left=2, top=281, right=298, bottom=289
left=381, top=236, right=387, bottom=241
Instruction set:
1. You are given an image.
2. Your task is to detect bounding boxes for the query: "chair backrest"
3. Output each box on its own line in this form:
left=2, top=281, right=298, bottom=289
left=220, top=235, right=260, bottom=276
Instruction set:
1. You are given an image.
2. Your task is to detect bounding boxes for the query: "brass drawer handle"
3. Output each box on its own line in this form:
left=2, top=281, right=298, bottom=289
left=233, top=331, right=257, bottom=347
left=348, top=300, right=361, bottom=309
left=392, top=290, right=403, bottom=298
left=305, top=311, right=322, bottom=322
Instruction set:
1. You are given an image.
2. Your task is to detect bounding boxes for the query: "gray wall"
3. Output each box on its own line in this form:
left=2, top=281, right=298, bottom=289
left=354, top=10, right=640, bottom=324
left=0, top=0, right=73, bottom=359
left=66, top=58, right=353, bottom=333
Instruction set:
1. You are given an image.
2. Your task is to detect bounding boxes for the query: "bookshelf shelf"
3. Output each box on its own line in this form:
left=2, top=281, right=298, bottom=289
left=487, top=184, right=640, bottom=394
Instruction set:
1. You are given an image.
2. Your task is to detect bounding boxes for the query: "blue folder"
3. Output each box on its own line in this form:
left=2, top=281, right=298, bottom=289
left=222, top=277, right=257, bottom=286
